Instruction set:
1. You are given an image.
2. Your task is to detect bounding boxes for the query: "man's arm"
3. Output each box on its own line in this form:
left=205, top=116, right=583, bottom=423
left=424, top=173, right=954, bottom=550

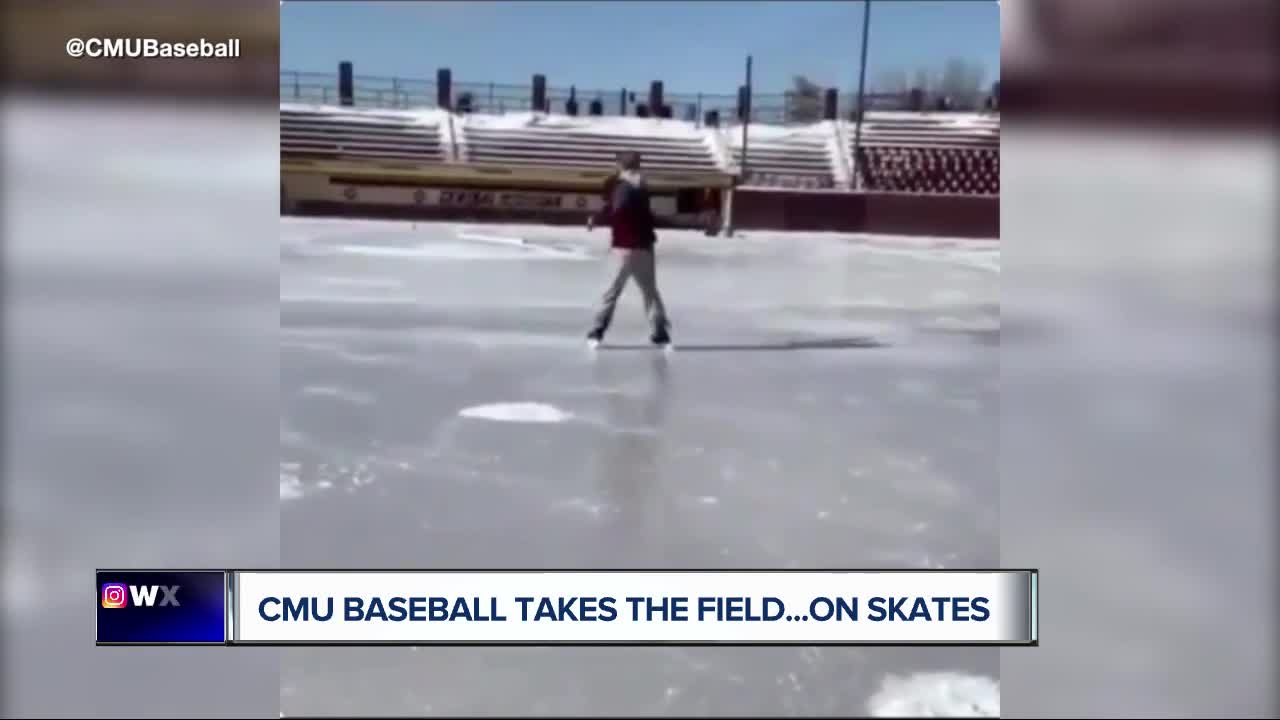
left=588, top=175, right=619, bottom=229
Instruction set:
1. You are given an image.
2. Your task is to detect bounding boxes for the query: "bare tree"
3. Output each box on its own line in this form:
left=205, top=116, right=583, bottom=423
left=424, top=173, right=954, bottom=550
left=938, top=58, right=987, bottom=109
left=912, top=67, right=935, bottom=94
left=872, top=68, right=909, bottom=95
left=784, top=74, right=824, bottom=123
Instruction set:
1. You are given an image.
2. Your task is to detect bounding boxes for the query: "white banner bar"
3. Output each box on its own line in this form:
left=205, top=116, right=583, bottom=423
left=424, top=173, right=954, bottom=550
left=231, top=570, right=1036, bottom=646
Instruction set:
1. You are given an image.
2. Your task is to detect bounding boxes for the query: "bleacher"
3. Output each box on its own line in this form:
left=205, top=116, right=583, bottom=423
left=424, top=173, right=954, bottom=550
left=280, top=66, right=1001, bottom=199
left=455, top=113, right=721, bottom=176
left=725, top=124, right=838, bottom=190
left=850, top=113, right=1000, bottom=196
left=279, top=101, right=1001, bottom=197
left=280, top=104, right=449, bottom=163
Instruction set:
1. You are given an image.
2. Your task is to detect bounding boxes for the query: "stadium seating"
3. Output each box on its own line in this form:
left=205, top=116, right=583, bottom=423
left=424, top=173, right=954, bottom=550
left=279, top=100, right=1000, bottom=197
left=726, top=125, right=838, bottom=190
left=850, top=114, right=999, bottom=195
left=455, top=113, right=720, bottom=173
left=280, top=104, right=448, bottom=163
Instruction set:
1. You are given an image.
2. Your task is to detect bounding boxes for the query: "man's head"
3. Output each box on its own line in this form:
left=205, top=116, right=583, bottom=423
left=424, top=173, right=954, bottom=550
left=617, top=151, right=642, bottom=171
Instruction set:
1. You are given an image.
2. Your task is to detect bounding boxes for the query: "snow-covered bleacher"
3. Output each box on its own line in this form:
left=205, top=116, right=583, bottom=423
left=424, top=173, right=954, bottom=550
left=455, top=113, right=720, bottom=174
left=280, top=104, right=450, bottom=163
left=725, top=122, right=840, bottom=190
left=279, top=101, right=1000, bottom=196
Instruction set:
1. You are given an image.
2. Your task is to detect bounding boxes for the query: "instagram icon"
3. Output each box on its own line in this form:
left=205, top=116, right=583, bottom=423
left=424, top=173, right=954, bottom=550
left=101, top=583, right=128, bottom=609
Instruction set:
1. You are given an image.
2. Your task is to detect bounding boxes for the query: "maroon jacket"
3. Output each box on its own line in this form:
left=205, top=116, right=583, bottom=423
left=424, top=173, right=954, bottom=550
left=593, top=171, right=657, bottom=249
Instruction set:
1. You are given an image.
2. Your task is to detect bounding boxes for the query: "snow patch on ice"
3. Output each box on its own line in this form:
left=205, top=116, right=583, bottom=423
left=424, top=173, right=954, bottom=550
left=455, top=229, right=589, bottom=259
left=552, top=497, right=607, bottom=518
left=280, top=464, right=304, bottom=501
left=867, top=672, right=999, bottom=717
left=315, top=276, right=404, bottom=290
left=456, top=230, right=526, bottom=247
left=459, top=402, right=573, bottom=424
left=335, top=243, right=527, bottom=260
left=301, top=385, right=375, bottom=406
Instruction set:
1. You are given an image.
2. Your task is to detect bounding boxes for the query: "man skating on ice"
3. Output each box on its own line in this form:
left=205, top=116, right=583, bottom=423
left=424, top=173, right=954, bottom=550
left=586, top=151, right=671, bottom=347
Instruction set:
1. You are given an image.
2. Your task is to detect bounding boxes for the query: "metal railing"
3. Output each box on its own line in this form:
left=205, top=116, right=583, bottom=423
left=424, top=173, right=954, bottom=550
left=280, top=69, right=997, bottom=123
left=280, top=70, right=439, bottom=110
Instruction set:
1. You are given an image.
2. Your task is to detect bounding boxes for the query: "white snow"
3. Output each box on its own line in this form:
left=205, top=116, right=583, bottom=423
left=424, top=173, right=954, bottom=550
left=333, top=242, right=534, bottom=261
left=285, top=102, right=995, bottom=141
left=458, top=111, right=710, bottom=141
left=458, top=402, right=573, bottom=424
left=301, top=385, right=375, bottom=405
left=866, top=672, right=1000, bottom=717
left=280, top=102, right=451, bottom=128
left=724, top=120, right=839, bottom=146
left=455, top=230, right=526, bottom=247
left=280, top=466, right=304, bottom=501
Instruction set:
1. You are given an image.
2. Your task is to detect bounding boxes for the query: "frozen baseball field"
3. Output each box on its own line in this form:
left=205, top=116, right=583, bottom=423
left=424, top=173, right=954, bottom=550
left=279, top=218, right=1000, bottom=717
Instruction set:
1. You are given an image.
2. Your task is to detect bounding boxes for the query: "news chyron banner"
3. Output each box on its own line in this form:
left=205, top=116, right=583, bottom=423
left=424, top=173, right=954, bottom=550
left=97, top=570, right=1038, bottom=646
left=96, top=570, right=228, bottom=645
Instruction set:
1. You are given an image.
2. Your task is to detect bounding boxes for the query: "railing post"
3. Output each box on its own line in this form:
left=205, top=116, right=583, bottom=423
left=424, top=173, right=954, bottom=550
left=532, top=74, right=547, bottom=113
left=696, top=93, right=703, bottom=127
left=437, top=68, right=452, bottom=110
left=649, top=81, right=664, bottom=116
left=338, top=61, right=353, bottom=106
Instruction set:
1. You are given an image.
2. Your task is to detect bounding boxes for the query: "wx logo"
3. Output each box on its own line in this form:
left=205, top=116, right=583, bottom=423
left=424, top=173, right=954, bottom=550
left=101, top=583, right=181, bottom=608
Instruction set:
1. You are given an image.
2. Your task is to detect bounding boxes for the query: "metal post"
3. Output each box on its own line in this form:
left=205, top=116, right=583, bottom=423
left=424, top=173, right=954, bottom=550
left=740, top=55, right=752, bottom=183
left=722, top=188, right=734, bottom=236
left=728, top=55, right=752, bottom=237
left=850, top=0, right=872, bottom=191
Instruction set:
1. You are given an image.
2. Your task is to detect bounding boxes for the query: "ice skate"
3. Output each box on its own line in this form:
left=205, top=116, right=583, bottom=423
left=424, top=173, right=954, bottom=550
left=651, top=327, right=674, bottom=352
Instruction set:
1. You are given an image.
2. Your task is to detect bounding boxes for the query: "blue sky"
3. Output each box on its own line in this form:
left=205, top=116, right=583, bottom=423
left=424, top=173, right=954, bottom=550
left=281, top=1, right=999, bottom=95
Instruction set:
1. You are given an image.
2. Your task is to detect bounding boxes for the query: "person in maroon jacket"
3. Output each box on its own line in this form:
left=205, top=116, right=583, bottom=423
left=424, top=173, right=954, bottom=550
left=586, top=151, right=671, bottom=347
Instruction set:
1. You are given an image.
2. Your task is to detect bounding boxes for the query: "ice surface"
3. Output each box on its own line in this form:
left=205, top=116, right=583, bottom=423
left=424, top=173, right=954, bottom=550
left=280, top=218, right=999, bottom=716
left=4, top=97, right=280, bottom=717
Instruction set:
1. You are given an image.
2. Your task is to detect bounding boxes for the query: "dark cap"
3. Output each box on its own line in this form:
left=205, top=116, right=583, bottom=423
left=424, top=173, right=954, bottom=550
left=616, top=151, right=642, bottom=170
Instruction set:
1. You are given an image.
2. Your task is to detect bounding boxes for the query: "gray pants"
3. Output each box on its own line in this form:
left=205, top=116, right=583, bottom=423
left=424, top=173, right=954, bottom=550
left=592, top=248, right=669, bottom=333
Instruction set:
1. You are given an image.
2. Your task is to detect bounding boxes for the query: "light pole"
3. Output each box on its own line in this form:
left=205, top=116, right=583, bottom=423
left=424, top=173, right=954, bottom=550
left=850, top=0, right=872, bottom=191
left=740, top=54, right=752, bottom=184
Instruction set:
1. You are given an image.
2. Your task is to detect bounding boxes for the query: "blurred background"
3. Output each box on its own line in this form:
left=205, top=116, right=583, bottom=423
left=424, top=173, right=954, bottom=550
left=999, top=0, right=1276, bottom=716
left=2, top=0, right=1276, bottom=717
left=2, top=0, right=281, bottom=717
